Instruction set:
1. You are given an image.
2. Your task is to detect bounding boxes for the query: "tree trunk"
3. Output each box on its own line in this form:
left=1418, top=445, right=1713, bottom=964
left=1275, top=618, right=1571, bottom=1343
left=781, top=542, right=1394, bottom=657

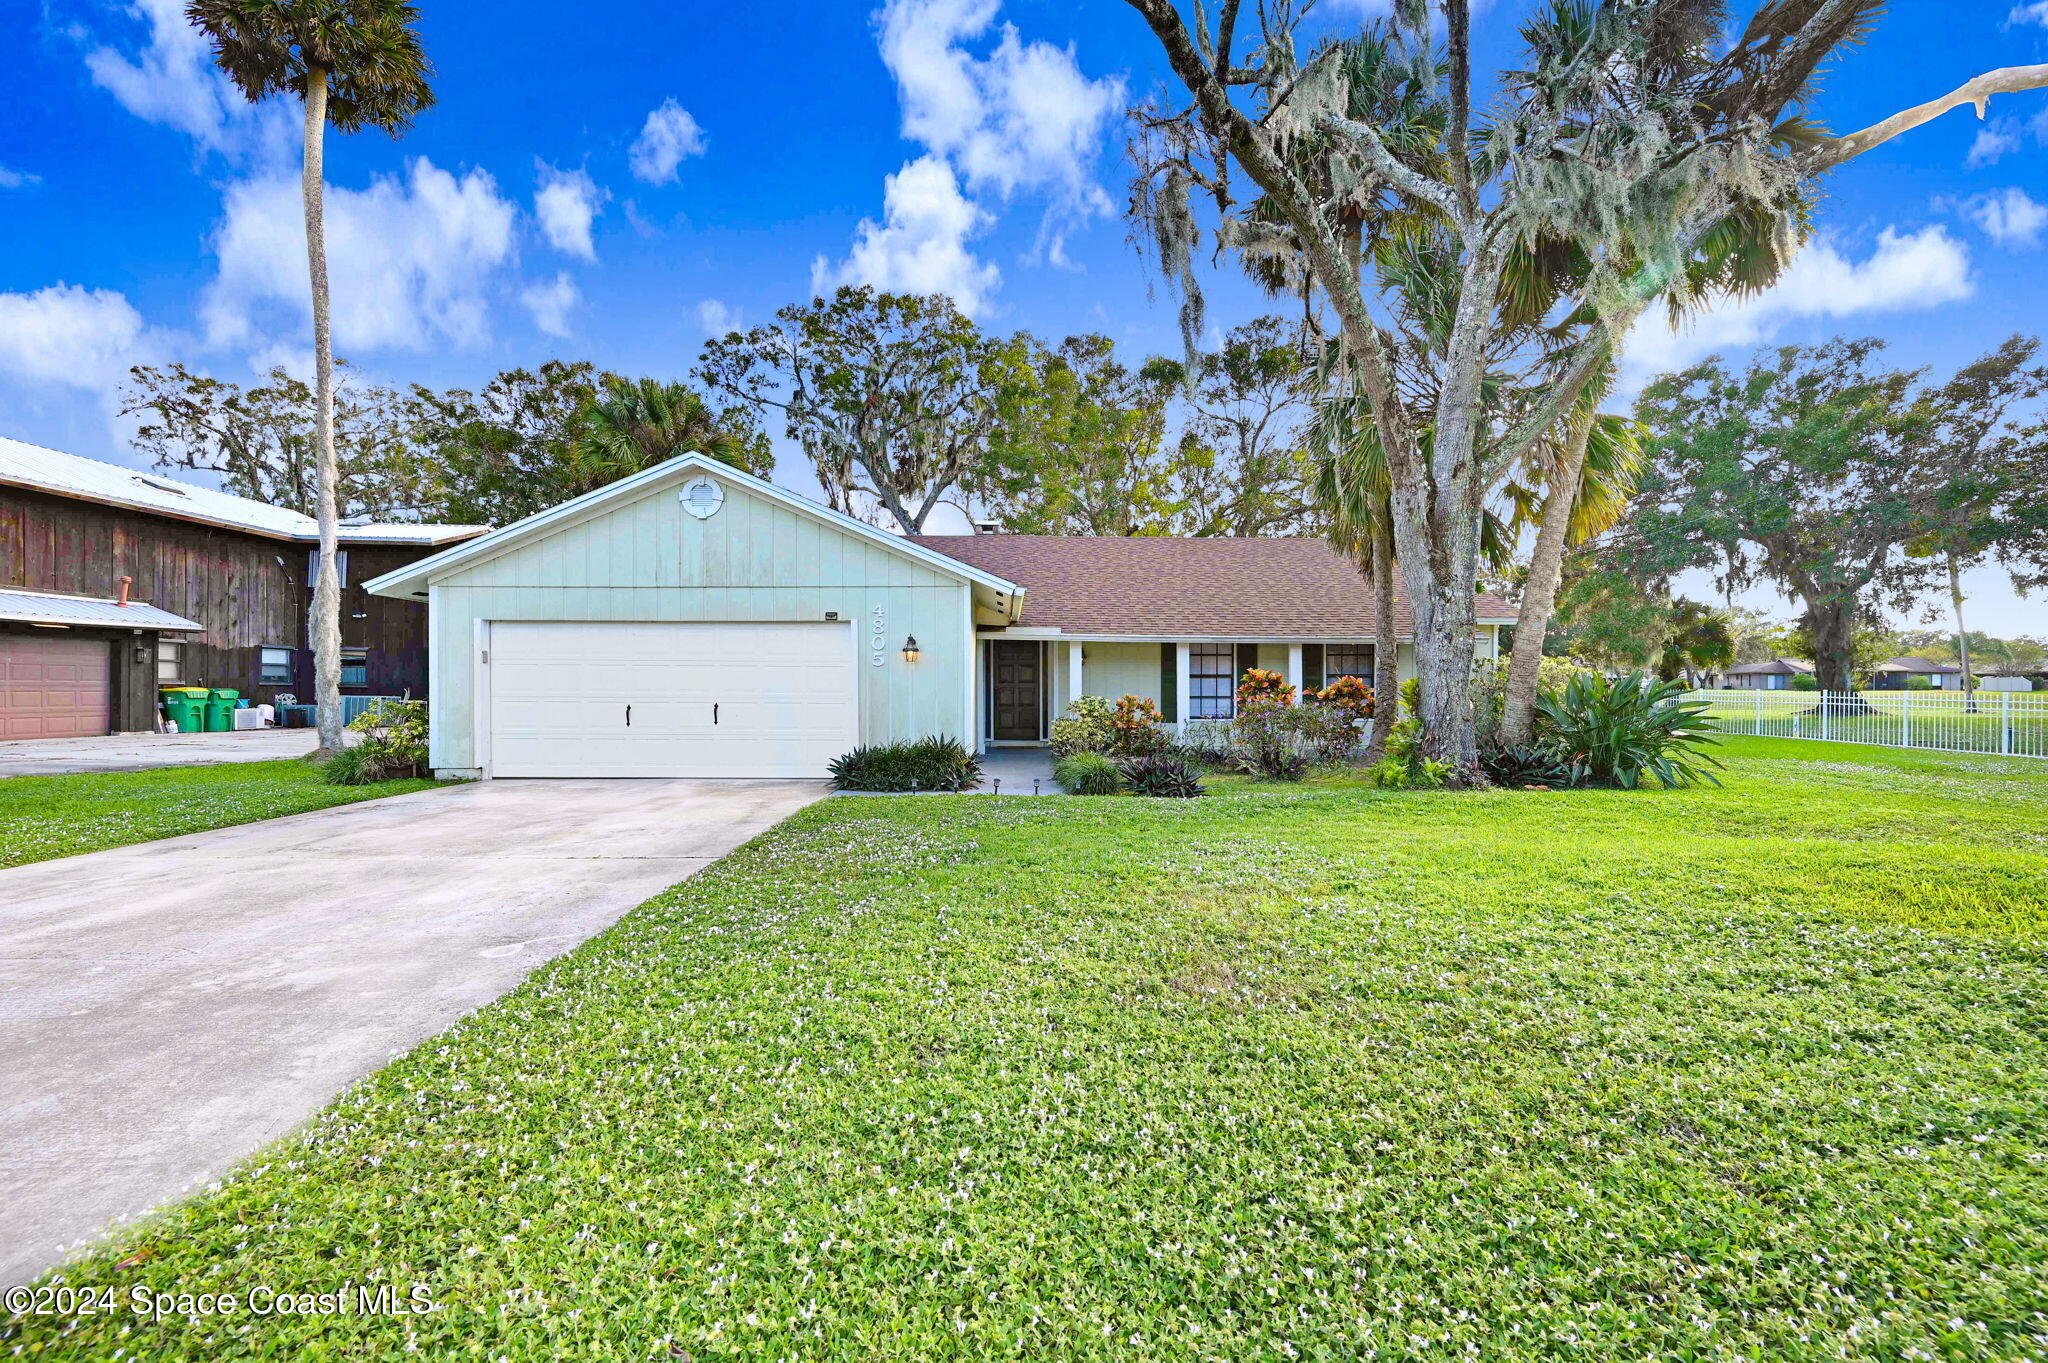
left=1803, top=596, right=1857, bottom=695
left=303, top=68, right=344, bottom=756
left=1364, top=522, right=1399, bottom=763
left=1500, top=424, right=1590, bottom=745
left=1948, top=552, right=1977, bottom=711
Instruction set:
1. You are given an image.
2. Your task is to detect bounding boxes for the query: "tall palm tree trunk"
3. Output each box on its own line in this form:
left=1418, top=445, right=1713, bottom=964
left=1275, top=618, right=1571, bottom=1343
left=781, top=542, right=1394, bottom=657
left=302, top=67, right=343, bottom=755
left=1365, top=522, right=1399, bottom=762
left=1500, top=423, right=1591, bottom=745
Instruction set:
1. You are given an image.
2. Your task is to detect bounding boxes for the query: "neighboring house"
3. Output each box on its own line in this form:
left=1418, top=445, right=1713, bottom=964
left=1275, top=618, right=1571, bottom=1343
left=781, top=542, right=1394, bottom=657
left=1724, top=657, right=1814, bottom=690
left=1869, top=655, right=1963, bottom=690
left=0, top=437, right=484, bottom=739
left=366, top=452, right=1513, bottom=780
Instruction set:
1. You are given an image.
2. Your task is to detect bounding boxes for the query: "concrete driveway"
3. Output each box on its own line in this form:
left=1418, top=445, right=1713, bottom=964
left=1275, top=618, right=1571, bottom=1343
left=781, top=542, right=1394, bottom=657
left=0, top=728, right=318, bottom=776
left=0, top=776, right=827, bottom=1285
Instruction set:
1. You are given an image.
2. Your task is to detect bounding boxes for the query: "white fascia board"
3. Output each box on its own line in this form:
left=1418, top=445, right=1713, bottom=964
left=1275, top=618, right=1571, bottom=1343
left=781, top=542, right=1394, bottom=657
left=364, top=452, right=1024, bottom=600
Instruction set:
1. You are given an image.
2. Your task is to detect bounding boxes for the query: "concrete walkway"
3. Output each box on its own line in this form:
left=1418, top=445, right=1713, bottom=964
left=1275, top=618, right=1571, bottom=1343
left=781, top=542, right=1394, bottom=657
left=0, top=728, right=318, bottom=777
left=0, top=776, right=827, bottom=1285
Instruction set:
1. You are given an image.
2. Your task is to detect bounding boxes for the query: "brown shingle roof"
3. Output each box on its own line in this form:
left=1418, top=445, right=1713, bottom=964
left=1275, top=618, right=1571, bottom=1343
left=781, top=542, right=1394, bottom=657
left=912, top=535, right=1516, bottom=639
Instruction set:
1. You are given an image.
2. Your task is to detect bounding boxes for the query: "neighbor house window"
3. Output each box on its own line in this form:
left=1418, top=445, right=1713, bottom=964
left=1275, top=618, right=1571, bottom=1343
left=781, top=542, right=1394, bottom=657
left=340, top=648, right=368, bottom=688
left=1324, top=644, right=1375, bottom=687
left=308, top=549, right=350, bottom=588
left=1188, top=643, right=1238, bottom=720
left=156, top=639, right=185, bottom=684
left=259, top=647, right=294, bottom=685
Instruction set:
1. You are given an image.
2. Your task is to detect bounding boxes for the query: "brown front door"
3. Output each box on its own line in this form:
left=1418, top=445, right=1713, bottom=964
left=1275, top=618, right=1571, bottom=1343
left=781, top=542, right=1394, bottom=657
left=0, top=634, right=111, bottom=739
left=990, top=641, right=1042, bottom=741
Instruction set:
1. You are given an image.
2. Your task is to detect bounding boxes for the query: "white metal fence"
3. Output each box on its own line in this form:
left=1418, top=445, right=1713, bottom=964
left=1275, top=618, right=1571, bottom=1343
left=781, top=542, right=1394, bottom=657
left=1687, top=688, right=2048, bottom=760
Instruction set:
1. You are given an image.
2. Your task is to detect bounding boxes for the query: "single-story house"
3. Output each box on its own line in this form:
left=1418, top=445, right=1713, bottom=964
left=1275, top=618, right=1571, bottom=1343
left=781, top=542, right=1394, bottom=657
left=1869, top=655, right=1962, bottom=690
left=1, top=436, right=483, bottom=738
left=1723, top=657, right=1814, bottom=690
left=366, top=452, right=1513, bottom=780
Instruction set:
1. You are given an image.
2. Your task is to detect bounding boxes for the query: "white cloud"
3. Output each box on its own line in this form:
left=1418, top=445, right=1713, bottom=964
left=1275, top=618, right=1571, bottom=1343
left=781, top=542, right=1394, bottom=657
left=1622, top=226, right=1974, bottom=385
left=520, top=273, right=580, bottom=338
left=0, top=165, right=40, bottom=189
left=696, top=299, right=741, bottom=336
left=2009, top=1, right=2048, bottom=25
left=878, top=0, right=1121, bottom=232
left=1949, top=187, right=2048, bottom=247
left=1965, top=109, right=2048, bottom=167
left=0, top=284, right=162, bottom=392
left=629, top=100, right=707, bottom=185
left=812, top=156, right=1000, bottom=314
left=82, top=0, right=289, bottom=161
left=534, top=164, right=605, bottom=260
left=203, top=158, right=519, bottom=356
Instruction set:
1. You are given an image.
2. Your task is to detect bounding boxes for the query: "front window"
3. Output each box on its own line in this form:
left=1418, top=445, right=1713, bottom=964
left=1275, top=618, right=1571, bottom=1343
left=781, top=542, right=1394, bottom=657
left=308, top=549, right=350, bottom=588
left=260, top=647, right=294, bottom=685
left=156, top=639, right=185, bottom=684
left=1188, top=643, right=1237, bottom=720
left=1324, top=644, right=1375, bottom=688
left=340, top=648, right=368, bottom=688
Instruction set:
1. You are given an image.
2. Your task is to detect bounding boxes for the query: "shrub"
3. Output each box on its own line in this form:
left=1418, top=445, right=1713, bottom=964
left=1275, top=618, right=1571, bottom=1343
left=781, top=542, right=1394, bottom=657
left=1470, top=657, right=1596, bottom=750
left=1789, top=673, right=1819, bottom=692
left=1168, top=720, right=1234, bottom=766
left=1534, top=672, right=1722, bottom=789
left=1314, top=673, right=1374, bottom=724
left=1053, top=751, right=1123, bottom=795
left=827, top=736, right=981, bottom=792
left=1117, top=754, right=1206, bottom=798
left=1231, top=695, right=1309, bottom=781
left=1235, top=667, right=1295, bottom=708
left=1108, top=694, right=1168, bottom=756
left=1904, top=675, right=1934, bottom=691
left=1049, top=695, right=1116, bottom=757
left=324, top=699, right=430, bottom=785
left=1366, top=690, right=1449, bottom=789
left=1288, top=700, right=1362, bottom=765
left=1478, top=742, right=1578, bottom=789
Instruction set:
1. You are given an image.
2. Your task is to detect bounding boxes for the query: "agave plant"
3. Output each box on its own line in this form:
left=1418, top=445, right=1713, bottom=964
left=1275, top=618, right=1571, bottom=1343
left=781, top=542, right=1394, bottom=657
left=1534, top=673, right=1722, bottom=790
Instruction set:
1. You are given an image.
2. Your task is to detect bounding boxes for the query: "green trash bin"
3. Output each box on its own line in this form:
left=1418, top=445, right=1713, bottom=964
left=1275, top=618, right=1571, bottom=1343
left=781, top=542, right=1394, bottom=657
left=206, top=688, right=241, bottom=733
left=160, top=687, right=208, bottom=734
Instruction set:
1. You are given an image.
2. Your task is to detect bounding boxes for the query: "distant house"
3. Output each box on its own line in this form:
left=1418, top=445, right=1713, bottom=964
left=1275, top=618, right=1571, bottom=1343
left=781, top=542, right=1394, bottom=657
left=1724, top=657, right=1814, bottom=690
left=1869, top=655, right=1962, bottom=690
left=0, top=437, right=484, bottom=739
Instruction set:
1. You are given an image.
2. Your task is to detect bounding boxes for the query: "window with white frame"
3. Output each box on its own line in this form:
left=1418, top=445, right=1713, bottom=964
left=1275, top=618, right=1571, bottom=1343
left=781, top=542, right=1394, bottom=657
left=308, top=549, right=350, bottom=588
left=1188, top=643, right=1238, bottom=719
left=259, top=646, right=294, bottom=685
left=156, top=638, right=185, bottom=684
left=1324, top=644, right=1375, bottom=687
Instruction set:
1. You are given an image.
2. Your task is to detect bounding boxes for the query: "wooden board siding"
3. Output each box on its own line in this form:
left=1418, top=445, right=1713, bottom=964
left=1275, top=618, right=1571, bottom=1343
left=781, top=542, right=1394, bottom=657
left=0, top=485, right=451, bottom=727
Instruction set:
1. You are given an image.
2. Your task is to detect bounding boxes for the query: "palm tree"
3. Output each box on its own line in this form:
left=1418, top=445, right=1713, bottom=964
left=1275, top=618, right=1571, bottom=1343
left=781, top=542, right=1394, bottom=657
left=570, top=378, right=772, bottom=492
left=188, top=1, right=433, bottom=756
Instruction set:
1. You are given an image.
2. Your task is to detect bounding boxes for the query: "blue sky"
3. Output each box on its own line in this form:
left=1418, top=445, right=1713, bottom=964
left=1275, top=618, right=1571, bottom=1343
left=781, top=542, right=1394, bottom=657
left=4, top=0, right=2047, bottom=633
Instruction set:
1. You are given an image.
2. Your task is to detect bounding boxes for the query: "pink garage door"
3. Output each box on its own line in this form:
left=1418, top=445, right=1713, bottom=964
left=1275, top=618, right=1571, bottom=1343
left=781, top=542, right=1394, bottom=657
left=0, top=635, right=111, bottom=739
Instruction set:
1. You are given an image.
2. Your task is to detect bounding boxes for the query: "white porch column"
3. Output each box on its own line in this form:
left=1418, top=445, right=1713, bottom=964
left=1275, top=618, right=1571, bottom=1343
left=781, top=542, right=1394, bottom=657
left=1175, top=642, right=1192, bottom=729
left=1067, top=640, right=1084, bottom=706
left=1286, top=643, right=1304, bottom=695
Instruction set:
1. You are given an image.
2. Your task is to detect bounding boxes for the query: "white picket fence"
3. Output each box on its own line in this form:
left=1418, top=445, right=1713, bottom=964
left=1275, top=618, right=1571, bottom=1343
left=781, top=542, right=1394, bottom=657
left=1686, top=688, right=2048, bottom=760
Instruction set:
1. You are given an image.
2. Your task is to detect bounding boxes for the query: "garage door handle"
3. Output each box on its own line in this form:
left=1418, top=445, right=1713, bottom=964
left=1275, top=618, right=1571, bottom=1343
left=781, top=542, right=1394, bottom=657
left=625, top=704, right=631, bottom=727
left=713, top=702, right=719, bottom=725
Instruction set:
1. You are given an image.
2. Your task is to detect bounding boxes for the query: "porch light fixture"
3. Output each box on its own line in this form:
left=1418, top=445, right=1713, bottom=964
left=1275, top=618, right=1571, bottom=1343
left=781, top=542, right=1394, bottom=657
left=901, top=635, right=921, bottom=663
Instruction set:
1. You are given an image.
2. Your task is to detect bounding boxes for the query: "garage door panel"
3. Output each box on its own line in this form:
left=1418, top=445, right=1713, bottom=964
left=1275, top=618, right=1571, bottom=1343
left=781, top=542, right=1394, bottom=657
left=1, top=636, right=112, bottom=740
left=487, top=622, right=855, bottom=778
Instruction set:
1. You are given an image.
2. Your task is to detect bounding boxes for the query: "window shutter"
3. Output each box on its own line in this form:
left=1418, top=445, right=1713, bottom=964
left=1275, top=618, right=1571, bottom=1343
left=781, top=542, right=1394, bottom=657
left=1237, top=642, right=1258, bottom=680
left=1303, top=643, right=1323, bottom=691
left=1159, top=644, right=1178, bottom=722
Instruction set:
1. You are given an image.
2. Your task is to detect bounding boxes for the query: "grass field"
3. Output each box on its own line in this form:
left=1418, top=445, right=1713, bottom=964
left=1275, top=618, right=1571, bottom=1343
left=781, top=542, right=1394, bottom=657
left=7, top=737, right=2047, bottom=1359
left=0, top=760, right=442, bottom=868
left=1693, top=689, right=2048, bottom=758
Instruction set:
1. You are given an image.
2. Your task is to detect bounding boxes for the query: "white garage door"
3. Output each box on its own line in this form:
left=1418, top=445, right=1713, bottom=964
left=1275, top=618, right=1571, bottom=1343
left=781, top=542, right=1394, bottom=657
left=488, top=622, right=856, bottom=778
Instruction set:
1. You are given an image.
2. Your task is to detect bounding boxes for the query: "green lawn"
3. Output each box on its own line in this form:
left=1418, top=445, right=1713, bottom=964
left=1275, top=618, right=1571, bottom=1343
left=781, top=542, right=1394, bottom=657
left=0, top=759, right=443, bottom=868
left=9, top=737, right=2048, bottom=1359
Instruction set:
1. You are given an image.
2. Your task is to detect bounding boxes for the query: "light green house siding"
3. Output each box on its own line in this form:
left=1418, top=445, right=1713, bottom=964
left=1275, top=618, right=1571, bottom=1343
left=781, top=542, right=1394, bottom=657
left=423, top=472, right=974, bottom=773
